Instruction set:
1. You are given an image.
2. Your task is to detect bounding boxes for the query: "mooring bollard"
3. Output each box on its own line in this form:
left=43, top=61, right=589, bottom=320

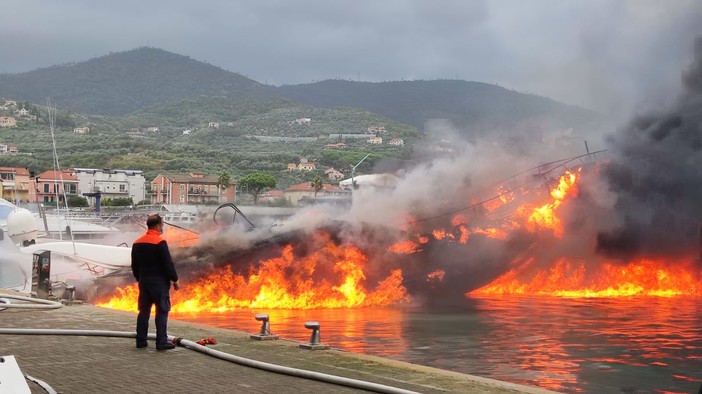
left=249, top=314, right=279, bottom=340
left=299, top=321, right=329, bottom=350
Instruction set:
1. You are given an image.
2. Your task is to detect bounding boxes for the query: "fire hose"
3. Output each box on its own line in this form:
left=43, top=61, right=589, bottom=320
left=0, top=295, right=63, bottom=311
left=0, top=328, right=420, bottom=394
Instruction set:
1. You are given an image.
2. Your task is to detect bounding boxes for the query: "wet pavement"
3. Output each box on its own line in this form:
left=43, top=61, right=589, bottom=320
left=0, top=292, right=558, bottom=393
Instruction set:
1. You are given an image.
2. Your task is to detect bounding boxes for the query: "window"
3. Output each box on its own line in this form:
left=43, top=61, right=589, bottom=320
left=119, top=184, right=126, bottom=192
left=180, top=184, right=185, bottom=192
left=179, top=195, right=185, bottom=203
left=44, top=184, right=49, bottom=193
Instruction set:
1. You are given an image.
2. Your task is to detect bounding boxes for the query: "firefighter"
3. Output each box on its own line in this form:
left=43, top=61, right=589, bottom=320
left=131, top=214, right=180, bottom=350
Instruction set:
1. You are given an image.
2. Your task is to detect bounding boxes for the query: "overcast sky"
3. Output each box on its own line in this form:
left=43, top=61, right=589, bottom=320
left=2, top=0, right=701, bottom=118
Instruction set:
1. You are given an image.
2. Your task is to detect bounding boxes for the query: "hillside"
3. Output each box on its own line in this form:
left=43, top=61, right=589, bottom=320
left=0, top=46, right=603, bottom=189
left=0, top=96, right=421, bottom=187
left=277, top=79, right=601, bottom=134
left=0, top=47, right=277, bottom=116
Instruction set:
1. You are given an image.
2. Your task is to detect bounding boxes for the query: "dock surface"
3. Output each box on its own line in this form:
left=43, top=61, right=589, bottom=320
left=0, top=299, right=558, bottom=393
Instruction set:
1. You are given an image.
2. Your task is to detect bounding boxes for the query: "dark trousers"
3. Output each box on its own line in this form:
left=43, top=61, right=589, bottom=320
left=136, top=277, right=171, bottom=345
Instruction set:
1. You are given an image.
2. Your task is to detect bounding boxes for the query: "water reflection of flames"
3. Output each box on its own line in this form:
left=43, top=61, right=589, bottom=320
left=99, top=232, right=410, bottom=312
left=472, top=257, right=701, bottom=297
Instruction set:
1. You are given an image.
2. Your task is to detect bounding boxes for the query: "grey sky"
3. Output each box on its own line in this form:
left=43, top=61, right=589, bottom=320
left=2, top=0, right=701, bottom=118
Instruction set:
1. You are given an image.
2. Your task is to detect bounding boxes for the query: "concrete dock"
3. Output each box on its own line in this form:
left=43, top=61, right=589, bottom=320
left=0, top=297, right=558, bottom=393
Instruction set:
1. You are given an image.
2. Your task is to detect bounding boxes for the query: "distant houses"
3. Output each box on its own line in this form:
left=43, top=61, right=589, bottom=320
left=287, top=158, right=317, bottom=171
left=150, top=171, right=236, bottom=205
left=324, top=167, right=344, bottom=181
left=283, top=182, right=344, bottom=206
left=0, top=143, right=19, bottom=154
left=0, top=116, right=17, bottom=127
left=388, top=138, right=404, bottom=146
left=290, top=118, right=311, bottom=125
left=73, top=127, right=90, bottom=134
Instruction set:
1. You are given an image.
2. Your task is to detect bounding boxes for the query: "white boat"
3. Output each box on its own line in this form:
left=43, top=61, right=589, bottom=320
left=0, top=198, right=131, bottom=293
left=0, top=198, right=118, bottom=240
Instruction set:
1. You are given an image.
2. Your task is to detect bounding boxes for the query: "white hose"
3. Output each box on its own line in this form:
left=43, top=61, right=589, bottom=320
left=0, top=328, right=419, bottom=394
left=24, top=374, right=58, bottom=394
left=0, top=295, right=63, bottom=310
left=174, top=336, right=419, bottom=394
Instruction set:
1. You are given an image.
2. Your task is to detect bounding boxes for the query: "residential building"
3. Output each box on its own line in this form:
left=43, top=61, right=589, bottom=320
left=73, top=127, right=90, bottom=134
left=287, top=163, right=298, bottom=171
left=147, top=127, right=159, bottom=132
left=17, top=108, right=29, bottom=117
left=367, top=136, right=383, bottom=144
left=291, top=118, right=311, bottom=125
left=329, top=133, right=375, bottom=140
left=324, top=143, right=347, bottom=149
left=150, top=171, right=236, bottom=205
left=208, top=122, right=220, bottom=128
left=182, top=129, right=192, bottom=135
left=73, top=168, right=146, bottom=204
left=7, top=146, right=17, bottom=154
left=324, top=168, right=344, bottom=181
left=388, top=138, right=404, bottom=146
left=0, top=144, right=7, bottom=154
left=258, top=189, right=285, bottom=204
left=283, top=182, right=343, bottom=206
left=298, top=163, right=316, bottom=171
left=0, top=116, right=17, bottom=127
left=367, top=126, right=387, bottom=133
left=34, top=170, right=79, bottom=204
left=0, top=167, right=31, bottom=202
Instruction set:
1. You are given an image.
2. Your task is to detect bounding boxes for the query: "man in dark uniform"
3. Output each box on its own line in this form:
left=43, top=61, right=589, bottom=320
left=131, top=214, right=180, bottom=350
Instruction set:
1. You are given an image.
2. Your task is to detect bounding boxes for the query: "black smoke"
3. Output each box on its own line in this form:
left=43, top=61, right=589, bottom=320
left=598, top=38, right=702, bottom=259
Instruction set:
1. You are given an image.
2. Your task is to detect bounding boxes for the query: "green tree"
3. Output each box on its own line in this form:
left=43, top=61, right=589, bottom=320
left=310, top=176, right=323, bottom=197
left=111, top=197, right=134, bottom=206
left=238, top=172, right=276, bottom=204
left=67, top=196, right=88, bottom=207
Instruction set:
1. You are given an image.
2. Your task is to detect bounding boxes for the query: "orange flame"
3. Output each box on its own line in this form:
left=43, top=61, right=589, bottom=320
left=471, top=257, right=701, bottom=297
left=427, top=269, right=445, bottom=282
left=388, top=240, right=421, bottom=254
left=162, top=225, right=200, bottom=248
left=526, top=170, right=578, bottom=237
left=99, top=234, right=410, bottom=312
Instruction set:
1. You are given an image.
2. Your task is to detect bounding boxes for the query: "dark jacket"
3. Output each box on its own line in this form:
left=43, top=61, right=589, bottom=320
left=131, top=229, right=178, bottom=282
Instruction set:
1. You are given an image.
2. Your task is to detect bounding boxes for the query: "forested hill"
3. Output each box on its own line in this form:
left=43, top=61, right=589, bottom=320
left=0, top=47, right=277, bottom=116
left=277, top=79, right=601, bottom=133
left=0, top=46, right=601, bottom=136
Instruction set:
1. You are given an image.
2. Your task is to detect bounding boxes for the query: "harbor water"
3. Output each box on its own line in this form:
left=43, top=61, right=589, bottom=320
left=174, top=295, right=702, bottom=393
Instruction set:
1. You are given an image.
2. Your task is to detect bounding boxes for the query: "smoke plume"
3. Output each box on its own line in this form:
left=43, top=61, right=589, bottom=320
left=597, top=38, right=702, bottom=259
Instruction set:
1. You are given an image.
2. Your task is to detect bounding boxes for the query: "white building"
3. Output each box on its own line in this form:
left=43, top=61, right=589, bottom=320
left=73, top=168, right=146, bottom=204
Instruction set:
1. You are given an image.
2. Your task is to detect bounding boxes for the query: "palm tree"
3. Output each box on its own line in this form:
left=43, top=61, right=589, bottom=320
left=311, top=176, right=323, bottom=197
left=218, top=170, right=231, bottom=202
